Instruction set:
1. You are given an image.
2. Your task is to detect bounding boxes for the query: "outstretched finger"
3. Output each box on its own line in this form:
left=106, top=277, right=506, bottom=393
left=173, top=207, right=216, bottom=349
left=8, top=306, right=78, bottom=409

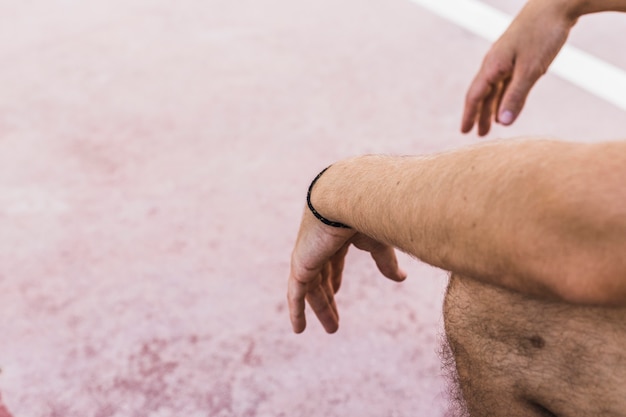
left=320, top=262, right=339, bottom=319
left=306, top=284, right=339, bottom=333
left=461, top=75, right=490, bottom=133
left=477, top=82, right=500, bottom=136
left=330, top=242, right=350, bottom=293
left=370, top=245, right=407, bottom=282
left=287, top=273, right=309, bottom=333
left=497, top=67, right=541, bottom=126
left=463, top=48, right=516, bottom=134
left=324, top=276, right=339, bottom=322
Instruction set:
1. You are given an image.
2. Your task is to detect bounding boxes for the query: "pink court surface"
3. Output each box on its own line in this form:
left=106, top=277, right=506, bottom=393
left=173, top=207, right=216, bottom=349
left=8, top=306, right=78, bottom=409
left=1, top=0, right=625, bottom=416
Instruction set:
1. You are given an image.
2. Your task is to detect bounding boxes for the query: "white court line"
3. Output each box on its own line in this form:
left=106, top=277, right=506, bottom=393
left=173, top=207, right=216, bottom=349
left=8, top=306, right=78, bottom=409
left=408, top=0, right=626, bottom=112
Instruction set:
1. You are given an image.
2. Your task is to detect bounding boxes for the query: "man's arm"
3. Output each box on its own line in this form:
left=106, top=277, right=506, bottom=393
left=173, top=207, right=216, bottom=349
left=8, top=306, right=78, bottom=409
left=313, top=140, right=626, bottom=303
left=571, top=0, right=626, bottom=14
left=461, top=0, right=626, bottom=135
left=289, top=139, right=626, bottom=333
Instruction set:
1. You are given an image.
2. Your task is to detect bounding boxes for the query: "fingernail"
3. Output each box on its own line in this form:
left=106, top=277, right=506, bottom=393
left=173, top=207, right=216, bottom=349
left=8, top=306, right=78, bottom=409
left=499, top=110, right=514, bottom=125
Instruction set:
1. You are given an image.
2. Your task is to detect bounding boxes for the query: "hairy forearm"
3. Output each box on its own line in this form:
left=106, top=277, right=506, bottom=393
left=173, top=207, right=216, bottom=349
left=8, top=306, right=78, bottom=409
left=312, top=139, right=626, bottom=304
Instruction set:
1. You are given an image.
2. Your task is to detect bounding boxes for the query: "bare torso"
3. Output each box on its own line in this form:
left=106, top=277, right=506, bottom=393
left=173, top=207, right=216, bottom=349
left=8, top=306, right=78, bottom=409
left=443, top=274, right=626, bottom=417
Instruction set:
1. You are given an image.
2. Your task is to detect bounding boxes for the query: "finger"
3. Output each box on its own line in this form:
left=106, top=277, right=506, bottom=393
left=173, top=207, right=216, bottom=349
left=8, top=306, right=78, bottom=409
left=324, top=276, right=339, bottom=322
left=461, top=75, right=490, bottom=133
left=370, top=245, right=407, bottom=282
left=497, top=66, right=542, bottom=126
left=321, top=263, right=339, bottom=320
left=463, top=52, right=514, bottom=133
left=287, top=272, right=309, bottom=333
left=477, top=82, right=499, bottom=137
left=330, top=243, right=350, bottom=293
left=494, top=77, right=510, bottom=123
left=306, top=285, right=339, bottom=333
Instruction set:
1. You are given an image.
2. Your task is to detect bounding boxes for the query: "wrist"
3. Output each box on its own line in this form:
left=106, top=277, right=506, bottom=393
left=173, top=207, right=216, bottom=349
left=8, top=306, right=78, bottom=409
left=544, top=0, right=583, bottom=25
left=307, top=165, right=352, bottom=229
left=309, top=155, right=377, bottom=230
left=551, top=0, right=626, bottom=19
left=308, top=159, right=354, bottom=228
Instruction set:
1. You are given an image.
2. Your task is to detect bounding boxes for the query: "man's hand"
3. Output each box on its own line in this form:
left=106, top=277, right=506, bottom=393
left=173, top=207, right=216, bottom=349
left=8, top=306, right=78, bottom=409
left=288, top=208, right=407, bottom=334
left=461, top=0, right=577, bottom=136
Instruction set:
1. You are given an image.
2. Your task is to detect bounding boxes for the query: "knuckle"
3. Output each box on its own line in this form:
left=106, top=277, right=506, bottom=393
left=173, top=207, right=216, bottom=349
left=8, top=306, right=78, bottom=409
left=520, top=63, right=546, bottom=80
left=524, top=67, right=544, bottom=80
left=491, top=63, right=512, bottom=80
left=291, top=258, right=318, bottom=279
left=483, top=55, right=513, bottom=80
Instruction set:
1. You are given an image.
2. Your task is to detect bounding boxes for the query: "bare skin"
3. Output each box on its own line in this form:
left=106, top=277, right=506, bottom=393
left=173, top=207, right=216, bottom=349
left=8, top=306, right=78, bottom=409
left=288, top=2, right=626, bottom=415
left=287, top=139, right=626, bottom=415
left=289, top=140, right=626, bottom=335
left=461, top=0, right=626, bottom=136
left=454, top=3, right=626, bottom=412
left=443, top=274, right=626, bottom=417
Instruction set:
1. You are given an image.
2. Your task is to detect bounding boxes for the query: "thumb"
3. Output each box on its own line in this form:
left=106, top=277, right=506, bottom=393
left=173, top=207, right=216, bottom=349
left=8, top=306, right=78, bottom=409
left=497, top=67, right=542, bottom=126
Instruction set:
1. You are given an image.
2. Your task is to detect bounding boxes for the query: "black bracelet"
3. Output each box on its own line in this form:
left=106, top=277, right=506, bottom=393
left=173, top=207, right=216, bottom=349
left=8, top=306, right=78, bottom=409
left=307, top=166, right=352, bottom=229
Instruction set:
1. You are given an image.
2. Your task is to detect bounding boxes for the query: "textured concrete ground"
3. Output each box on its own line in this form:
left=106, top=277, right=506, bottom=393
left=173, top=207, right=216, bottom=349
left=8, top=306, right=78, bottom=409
left=0, top=1, right=624, bottom=416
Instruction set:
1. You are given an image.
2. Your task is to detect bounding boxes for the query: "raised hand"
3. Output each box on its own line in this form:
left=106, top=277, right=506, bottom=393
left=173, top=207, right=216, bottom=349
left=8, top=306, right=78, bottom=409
left=288, top=208, right=407, bottom=334
left=461, top=0, right=577, bottom=136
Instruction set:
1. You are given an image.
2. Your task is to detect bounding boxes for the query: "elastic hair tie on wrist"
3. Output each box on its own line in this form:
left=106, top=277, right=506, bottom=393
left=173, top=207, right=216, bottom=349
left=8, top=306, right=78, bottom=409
left=306, top=166, right=352, bottom=229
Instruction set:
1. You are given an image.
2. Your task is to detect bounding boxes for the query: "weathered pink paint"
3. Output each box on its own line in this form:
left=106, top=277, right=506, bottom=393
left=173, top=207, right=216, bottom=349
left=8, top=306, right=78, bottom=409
left=0, top=394, right=14, bottom=417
